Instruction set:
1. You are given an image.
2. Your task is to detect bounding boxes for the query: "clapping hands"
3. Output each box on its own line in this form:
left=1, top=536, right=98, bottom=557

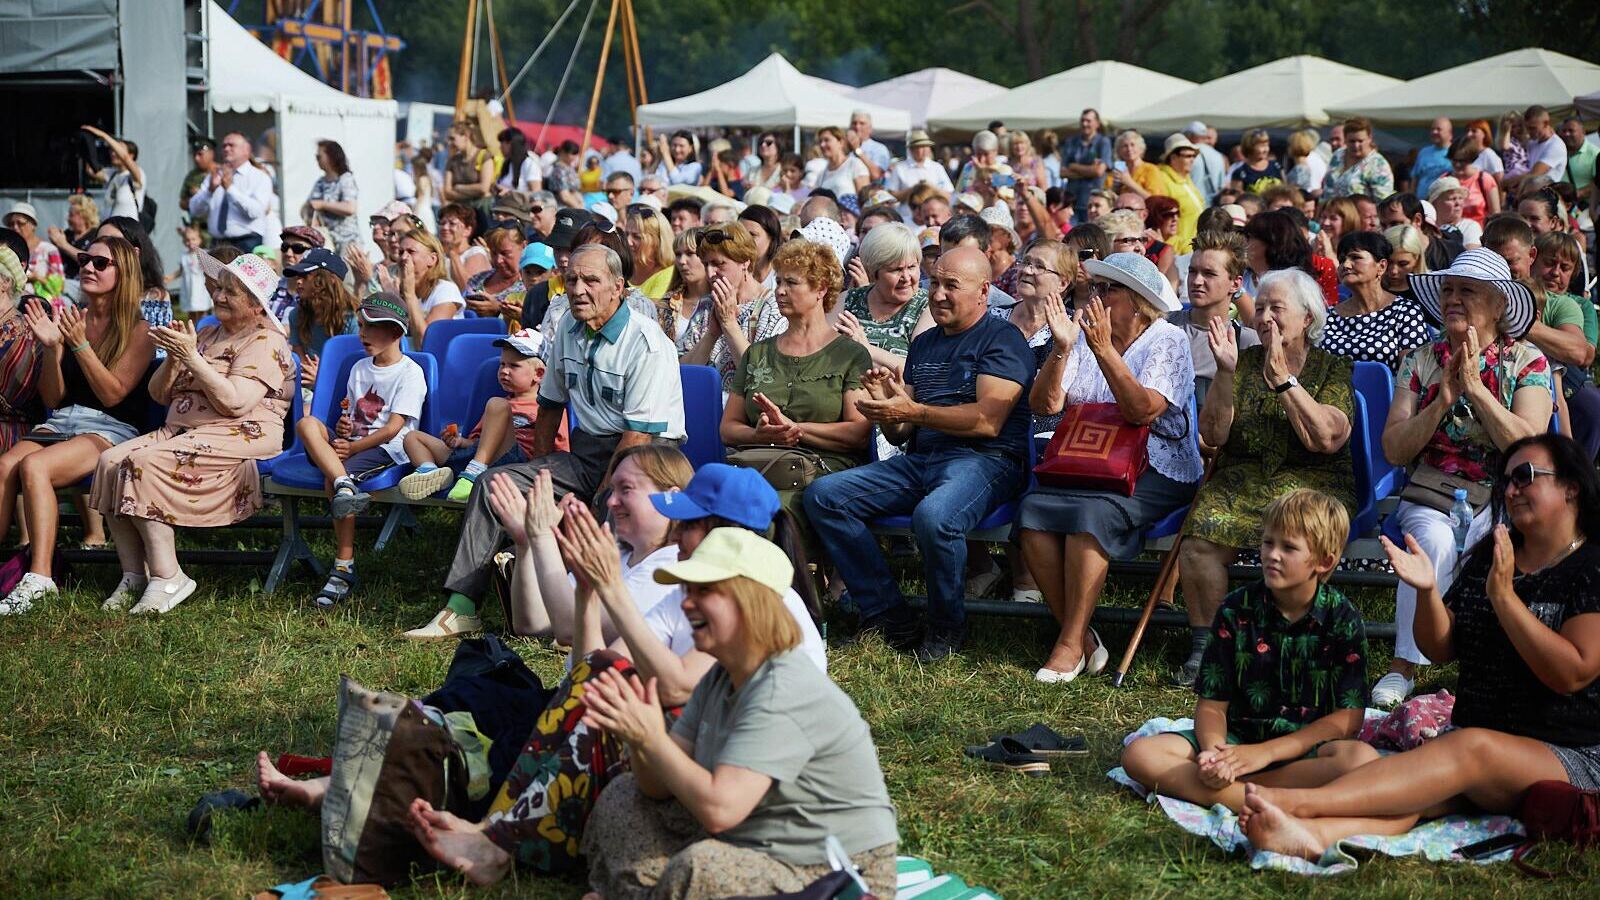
left=752, top=392, right=802, bottom=446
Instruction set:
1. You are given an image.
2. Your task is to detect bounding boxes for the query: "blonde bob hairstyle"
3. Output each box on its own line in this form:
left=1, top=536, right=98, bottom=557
left=611, top=443, right=694, bottom=494
left=627, top=206, right=677, bottom=275
left=401, top=230, right=449, bottom=300
left=714, top=575, right=801, bottom=658
left=857, top=221, right=920, bottom=280
left=696, top=221, right=760, bottom=266
left=772, top=239, right=845, bottom=312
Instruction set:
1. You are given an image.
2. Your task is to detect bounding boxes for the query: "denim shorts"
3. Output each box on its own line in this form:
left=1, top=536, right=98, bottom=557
left=37, top=405, right=140, bottom=445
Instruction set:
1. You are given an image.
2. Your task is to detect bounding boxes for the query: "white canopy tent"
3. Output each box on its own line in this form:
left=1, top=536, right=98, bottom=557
left=1332, top=48, right=1600, bottom=126
left=928, top=61, right=1195, bottom=134
left=1120, top=56, right=1401, bottom=133
left=207, top=1, right=397, bottom=236
left=849, top=68, right=1007, bottom=129
left=1579, top=89, right=1600, bottom=120
left=636, top=53, right=911, bottom=134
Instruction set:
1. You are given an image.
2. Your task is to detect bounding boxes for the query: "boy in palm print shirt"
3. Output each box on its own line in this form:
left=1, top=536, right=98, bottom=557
left=1121, top=489, right=1373, bottom=812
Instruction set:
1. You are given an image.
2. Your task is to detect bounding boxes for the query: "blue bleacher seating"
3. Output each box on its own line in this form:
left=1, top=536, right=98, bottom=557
left=437, top=333, right=505, bottom=429
left=196, top=315, right=221, bottom=331
left=679, top=365, right=725, bottom=470
left=1352, top=361, right=1403, bottom=500
left=420, top=316, right=507, bottom=358
left=256, top=352, right=305, bottom=478
left=463, top=357, right=506, bottom=433
left=266, top=339, right=440, bottom=495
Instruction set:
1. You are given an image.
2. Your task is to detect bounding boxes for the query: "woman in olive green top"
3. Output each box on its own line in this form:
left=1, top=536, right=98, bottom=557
left=834, top=221, right=932, bottom=370
left=722, top=240, right=872, bottom=508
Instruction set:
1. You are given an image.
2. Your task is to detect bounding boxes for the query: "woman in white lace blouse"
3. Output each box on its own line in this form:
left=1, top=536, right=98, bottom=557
left=1017, top=252, right=1200, bottom=684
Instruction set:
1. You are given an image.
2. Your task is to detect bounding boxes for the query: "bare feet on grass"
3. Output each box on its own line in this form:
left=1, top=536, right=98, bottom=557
left=256, top=751, right=327, bottom=811
left=1240, top=783, right=1325, bottom=862
left=407, top=797, right=512, bottom=886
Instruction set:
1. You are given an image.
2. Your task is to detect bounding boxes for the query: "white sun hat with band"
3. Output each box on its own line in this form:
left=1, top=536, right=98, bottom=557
left=1083, top=251, right=1182, bottom=313
left=198, top=251, right=282, bottom=328
left=1407, top=247, right=1535, bottom=340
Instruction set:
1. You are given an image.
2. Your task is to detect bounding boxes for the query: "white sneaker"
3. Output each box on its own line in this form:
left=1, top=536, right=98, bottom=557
left=398, top=466, right=454, bottom=500
left=0, top=572, right=56, bottom=616
left=1370, top=671, right=1415, bottom=709
left=130, top=574, right=198, bottom=615
left=1011, top=588, right=1044, bottom=603
left=103, top=572, right=149, bottom=612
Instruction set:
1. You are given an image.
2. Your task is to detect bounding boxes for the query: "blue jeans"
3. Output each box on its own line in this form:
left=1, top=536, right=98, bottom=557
left=804, top=449, right=1023, bottom=632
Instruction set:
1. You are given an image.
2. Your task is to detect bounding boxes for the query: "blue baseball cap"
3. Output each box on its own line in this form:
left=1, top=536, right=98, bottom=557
left=649, top=464, right=779, bottom=531
left=519, top=242, right=556, bottom=272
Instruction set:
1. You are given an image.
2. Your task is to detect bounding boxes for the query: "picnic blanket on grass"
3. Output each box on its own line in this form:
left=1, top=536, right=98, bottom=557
left=1106, top=716, right=1525, bottom=876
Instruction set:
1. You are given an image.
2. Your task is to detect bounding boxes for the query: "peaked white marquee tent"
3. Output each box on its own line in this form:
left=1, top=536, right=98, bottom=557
left=1120, top=55, right=1401, bottom=132
left=849, top=68, right=1007, bottom=129
left=208, top=1, right=397, bottom=229
left=636, top=53, right=911, bottom=133
left=929, top=61, right=1195, bottom=134
left=1331, top=48, right=1600, bottom=125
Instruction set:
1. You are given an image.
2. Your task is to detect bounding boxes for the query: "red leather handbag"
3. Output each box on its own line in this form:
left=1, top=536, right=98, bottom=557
left=1033, top=403, right=1149, bottom=496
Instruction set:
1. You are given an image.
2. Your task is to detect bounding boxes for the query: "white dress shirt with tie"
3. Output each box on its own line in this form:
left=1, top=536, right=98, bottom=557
left=188, top=161, right=275, bottom=240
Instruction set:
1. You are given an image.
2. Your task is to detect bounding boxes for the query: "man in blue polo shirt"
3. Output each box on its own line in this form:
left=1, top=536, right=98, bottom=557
left=806, top=246, right=1034, bottom=661
left=407, top=243, right=684, bottom=640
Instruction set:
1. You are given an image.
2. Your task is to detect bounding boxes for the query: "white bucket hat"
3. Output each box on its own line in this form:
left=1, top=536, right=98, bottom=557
left=1083, top=251, right=1181, bottom=313
left=1408, top=247, right=1535, bottom=339
left=198, top=251, right=282, bottom=328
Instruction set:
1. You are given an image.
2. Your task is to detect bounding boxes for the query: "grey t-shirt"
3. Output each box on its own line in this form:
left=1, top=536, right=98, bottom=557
left=671, top=649, right=898, bottom=864
left=1168, top=307, right=1260, bottom=396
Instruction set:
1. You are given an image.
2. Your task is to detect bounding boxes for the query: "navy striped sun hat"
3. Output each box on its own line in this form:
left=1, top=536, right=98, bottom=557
left=1408, top=247, right=1536, bottom=340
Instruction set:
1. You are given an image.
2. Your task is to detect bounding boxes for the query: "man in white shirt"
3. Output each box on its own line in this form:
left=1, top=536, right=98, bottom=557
left=848, top=110, right=891, bottom=181
left=887, top=130, right=954, bottom=207
left=1184, top=120, right=1229, bottom=205
left=1505, top=105, right=1568, bottom=195
left=601, top=140, right=643, bottom=182
left=188, top=132, right=276, bottom=251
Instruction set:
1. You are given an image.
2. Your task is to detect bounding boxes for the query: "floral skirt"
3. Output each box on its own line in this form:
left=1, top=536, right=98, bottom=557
left=480, top=649, right=679, bottom=874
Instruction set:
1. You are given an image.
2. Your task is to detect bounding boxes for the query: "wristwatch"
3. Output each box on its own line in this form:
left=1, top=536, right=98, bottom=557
left=1273, top=375, right=1299, bottom=394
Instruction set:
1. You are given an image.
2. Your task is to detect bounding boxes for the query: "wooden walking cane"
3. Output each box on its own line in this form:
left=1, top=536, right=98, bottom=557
left=1111, top=453, right=1214, bottom=687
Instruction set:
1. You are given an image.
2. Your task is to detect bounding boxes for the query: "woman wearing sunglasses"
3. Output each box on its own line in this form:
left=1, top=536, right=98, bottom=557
left=744, top=132, right=785, bottom=191
left=1241, top=432, right=1600, bottom=862
left=0, top=236, right=156, bottom=615
left=1374, top=248, right=1553, bottom=709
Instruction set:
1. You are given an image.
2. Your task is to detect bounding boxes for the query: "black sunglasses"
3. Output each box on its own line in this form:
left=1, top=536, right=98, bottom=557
left=626, top=203, right=660, bottom=218
left=701, top=230, right=734, bottom=245
left=77, top=252, right=115, bottom=272
left=1077, top=249, right=1099, bottom=261
left=490, top=218, right=526, bottom=232
left=282, top=242, right=312, bottom=255
left=1507, top=462, right=1558, bottom=489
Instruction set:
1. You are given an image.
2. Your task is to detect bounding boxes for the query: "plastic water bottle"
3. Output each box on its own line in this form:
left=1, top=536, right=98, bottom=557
left=1450, top=488, right=1473, bottom=554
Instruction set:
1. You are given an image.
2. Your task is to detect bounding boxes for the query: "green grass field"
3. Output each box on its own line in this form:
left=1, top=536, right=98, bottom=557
left=2, top=508, right=1596, bottom=898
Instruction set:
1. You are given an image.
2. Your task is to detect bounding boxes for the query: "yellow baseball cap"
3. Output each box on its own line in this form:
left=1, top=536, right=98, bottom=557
left=652, top=528, right=792, bottom=597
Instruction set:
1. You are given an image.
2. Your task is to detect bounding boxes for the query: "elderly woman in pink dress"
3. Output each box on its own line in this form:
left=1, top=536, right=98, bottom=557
left=90, top=252, right=294, bottom=615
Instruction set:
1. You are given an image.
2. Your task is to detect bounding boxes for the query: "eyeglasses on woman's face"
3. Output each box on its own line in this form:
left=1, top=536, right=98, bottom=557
left=1020, top=256, right=1062, bottom=278
left=1111, top=234, right=1144, bottom=249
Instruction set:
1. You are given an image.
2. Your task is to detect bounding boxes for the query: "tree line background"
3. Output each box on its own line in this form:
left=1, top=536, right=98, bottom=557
left=229, top=0, right=1600, bottom=136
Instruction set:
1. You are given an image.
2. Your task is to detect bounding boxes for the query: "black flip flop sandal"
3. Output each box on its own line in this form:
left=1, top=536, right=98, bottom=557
left=970, top=723, right=1089, bottom=758
left=315, top=568, right=358, bottom=609
left=964, top=737, right=1051, bottom=777
left=186, top=789, right=259, bottom=843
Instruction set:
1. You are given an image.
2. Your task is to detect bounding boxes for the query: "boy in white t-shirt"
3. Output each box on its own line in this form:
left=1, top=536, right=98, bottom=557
left=295, top=292, right=428, bottom=606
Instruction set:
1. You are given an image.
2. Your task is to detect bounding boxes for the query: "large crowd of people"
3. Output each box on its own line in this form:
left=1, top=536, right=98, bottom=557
left=4, top=98, right=1600, bottom=891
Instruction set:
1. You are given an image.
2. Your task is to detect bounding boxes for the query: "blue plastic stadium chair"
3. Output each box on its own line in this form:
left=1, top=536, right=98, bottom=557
left=256, top=352, right=306, bottom=478
left=1351, top=361, right=1403, bottom=498
left=420, top=316, right=508, bottom=359
left=267, top=339, right=440, bottom=494
left=463, top=356, right=507, bottom=433
left=679, top=365, right=725, bottom=469
left=437, top=333, right=505, bottom=430
left=1349, top=392, right=1380, bottom=538
left=196, top=315, right=222, bottom=332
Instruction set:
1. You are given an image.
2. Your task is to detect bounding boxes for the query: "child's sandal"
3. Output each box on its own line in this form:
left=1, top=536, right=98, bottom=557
left=315, top=569, right=358, bottom=609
